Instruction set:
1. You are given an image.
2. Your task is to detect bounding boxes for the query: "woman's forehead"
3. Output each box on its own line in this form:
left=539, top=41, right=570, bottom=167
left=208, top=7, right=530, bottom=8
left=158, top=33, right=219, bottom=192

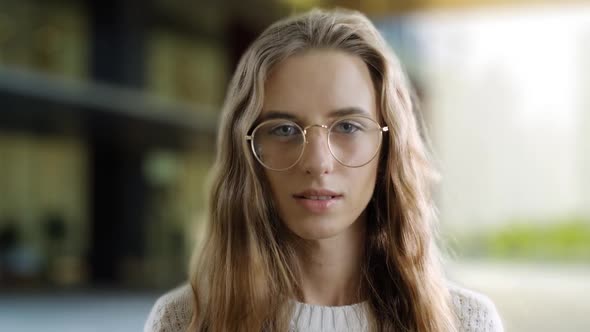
left=261, top=49, right=378, bottom=121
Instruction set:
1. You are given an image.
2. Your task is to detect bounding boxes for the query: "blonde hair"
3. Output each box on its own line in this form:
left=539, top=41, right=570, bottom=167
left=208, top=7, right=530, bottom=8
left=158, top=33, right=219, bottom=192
left=189, top=8, right=458, bottom=331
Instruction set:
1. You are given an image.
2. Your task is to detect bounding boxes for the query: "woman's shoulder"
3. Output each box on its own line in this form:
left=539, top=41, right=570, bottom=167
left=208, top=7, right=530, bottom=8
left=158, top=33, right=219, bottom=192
left=144, top=284, right=193, bottom=332
left=448, top=283, right=504, bottom=332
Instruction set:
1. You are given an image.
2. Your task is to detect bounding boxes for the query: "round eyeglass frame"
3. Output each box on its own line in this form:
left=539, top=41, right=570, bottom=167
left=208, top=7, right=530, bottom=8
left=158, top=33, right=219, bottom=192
left=245, top=116, right=389, bottom=171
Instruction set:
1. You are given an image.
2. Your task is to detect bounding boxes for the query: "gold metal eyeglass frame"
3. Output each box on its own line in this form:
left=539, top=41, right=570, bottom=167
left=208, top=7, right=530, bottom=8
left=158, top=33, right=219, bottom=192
left=245, top=116, right=389, bottom=171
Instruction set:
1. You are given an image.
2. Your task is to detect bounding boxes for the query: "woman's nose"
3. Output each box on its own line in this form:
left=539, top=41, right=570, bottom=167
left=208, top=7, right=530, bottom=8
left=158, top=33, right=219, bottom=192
left=298, top=127, right=334, bottom=175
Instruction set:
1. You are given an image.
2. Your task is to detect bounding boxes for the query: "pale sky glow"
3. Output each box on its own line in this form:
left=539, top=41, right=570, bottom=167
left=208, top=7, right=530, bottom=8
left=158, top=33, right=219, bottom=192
left=410, top=5, right=589, bottom=129
left=387, top=4, right=590, bottom=228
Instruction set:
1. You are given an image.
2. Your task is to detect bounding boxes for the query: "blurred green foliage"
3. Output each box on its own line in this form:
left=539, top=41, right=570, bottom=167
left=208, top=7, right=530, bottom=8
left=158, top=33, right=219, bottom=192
left=447, top=217, right=590, bottom=262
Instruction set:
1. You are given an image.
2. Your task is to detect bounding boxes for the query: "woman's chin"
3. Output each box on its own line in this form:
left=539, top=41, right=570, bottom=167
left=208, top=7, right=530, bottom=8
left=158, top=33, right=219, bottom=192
left=289, top=221, right=346, bottom=241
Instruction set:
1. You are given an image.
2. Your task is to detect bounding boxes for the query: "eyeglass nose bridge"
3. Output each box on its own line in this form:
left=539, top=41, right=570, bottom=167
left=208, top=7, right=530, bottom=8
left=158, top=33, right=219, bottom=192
left=302, top=124, right=329, bottom=144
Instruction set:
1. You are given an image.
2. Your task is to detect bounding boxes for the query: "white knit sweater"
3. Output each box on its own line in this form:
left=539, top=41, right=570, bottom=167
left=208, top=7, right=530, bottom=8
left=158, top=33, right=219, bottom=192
left=144, top=283, right=503, bottom=332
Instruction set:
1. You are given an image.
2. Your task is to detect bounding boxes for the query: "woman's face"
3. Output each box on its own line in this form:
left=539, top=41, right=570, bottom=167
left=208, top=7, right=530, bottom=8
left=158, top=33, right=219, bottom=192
left=260, top=49, right=381, bottom=240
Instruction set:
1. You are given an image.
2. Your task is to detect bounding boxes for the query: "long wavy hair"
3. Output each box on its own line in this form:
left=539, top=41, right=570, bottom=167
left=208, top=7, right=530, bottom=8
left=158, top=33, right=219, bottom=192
left=188, top=8, right=458, bottom=332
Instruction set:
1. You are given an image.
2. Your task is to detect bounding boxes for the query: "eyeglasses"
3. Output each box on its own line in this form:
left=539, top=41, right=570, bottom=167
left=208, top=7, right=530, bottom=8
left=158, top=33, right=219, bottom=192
left=245, top=116, right=388, bottom=171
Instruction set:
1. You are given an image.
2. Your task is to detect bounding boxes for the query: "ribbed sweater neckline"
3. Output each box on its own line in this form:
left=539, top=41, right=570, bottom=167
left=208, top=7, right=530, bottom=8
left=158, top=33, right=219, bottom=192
left=289, top=299, right=368, bottom=331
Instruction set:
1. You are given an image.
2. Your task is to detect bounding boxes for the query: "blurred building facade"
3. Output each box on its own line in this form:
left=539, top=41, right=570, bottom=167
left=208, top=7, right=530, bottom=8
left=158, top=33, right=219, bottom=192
left=0, top=0, right=284, bottom=289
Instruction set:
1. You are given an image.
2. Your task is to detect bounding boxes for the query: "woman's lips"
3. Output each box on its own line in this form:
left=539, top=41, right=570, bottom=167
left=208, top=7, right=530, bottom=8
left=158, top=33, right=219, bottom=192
left=293, top=190, right=342, bottom=213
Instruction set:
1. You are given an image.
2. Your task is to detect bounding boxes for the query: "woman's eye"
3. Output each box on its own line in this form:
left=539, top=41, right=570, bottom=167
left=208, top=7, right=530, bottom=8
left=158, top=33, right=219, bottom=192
left=270, top=124, right=298, bottom=136
left=334, top=121, right=361, bottom=133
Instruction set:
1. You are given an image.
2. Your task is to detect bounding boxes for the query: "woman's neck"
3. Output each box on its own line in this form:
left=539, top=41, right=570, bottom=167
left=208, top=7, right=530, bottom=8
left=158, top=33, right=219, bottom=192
left=295, top=217, right=367, bottom=306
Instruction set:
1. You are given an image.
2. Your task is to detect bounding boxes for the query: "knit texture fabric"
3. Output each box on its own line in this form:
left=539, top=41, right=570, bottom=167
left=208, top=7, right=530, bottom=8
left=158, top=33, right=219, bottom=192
left=144, top=283, right=503, bottom=332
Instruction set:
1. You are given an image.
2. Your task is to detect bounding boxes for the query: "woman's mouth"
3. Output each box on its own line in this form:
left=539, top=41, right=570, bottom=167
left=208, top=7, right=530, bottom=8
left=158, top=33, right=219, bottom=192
left=296, top=195, right=336, bottom=200
left=293, top=189, right=343, bottom=213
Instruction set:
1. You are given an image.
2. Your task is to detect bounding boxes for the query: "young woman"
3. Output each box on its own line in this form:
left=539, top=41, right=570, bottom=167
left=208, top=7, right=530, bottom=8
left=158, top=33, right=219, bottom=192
left=145, top=8, right=503, bottom=332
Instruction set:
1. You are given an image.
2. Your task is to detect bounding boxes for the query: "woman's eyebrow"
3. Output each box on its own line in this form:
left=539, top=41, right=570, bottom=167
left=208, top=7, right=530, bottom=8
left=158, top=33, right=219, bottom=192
left=258, top=110, right=298, bottom=122
left=259, top=107, right=370, bottom=122
left=328, top=107, right=370, bottom=118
